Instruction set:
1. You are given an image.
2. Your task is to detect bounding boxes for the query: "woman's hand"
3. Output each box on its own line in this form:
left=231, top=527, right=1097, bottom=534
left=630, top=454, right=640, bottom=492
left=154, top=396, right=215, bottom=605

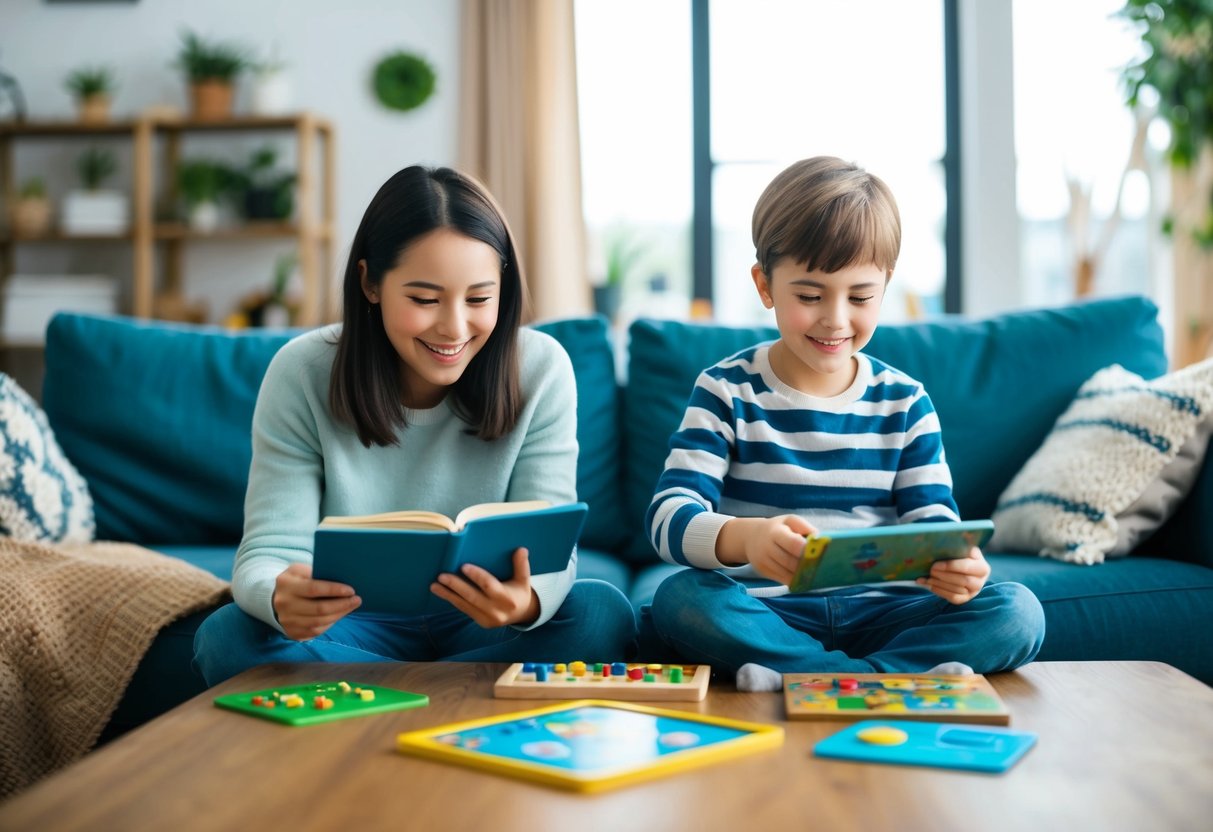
left=917, top=546, right=990, bottom=604
left=431, top=547, right=540, bottom=627
left=273, top=563, right=362, bottom=641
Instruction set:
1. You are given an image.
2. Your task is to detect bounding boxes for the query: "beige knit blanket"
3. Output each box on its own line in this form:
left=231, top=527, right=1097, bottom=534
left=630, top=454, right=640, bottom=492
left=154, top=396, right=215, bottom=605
left=0, top=538, right=230, bottom=797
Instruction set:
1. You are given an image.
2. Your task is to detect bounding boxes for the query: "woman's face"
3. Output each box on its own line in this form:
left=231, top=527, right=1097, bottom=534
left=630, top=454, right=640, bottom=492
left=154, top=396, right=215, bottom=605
left=362, top=227, right=502, bottom=408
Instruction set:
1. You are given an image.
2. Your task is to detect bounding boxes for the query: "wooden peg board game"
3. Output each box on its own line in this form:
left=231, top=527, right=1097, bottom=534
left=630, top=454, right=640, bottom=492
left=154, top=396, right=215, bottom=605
left=783, top=673, right=1011, bottom=724
left=494, top=662, right=711, bottom=701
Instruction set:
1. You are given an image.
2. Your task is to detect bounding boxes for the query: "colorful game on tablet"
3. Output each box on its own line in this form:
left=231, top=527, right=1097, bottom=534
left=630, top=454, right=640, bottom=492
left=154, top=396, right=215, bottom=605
left=784, top=673, right=1011, bottom=724
left=214, top=681, right=429, bottom=726
left=395, top=699, right=784, bottom=793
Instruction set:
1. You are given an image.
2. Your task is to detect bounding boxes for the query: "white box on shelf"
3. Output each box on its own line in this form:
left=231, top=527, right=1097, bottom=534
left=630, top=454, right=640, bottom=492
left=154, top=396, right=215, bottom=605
left=2, top=274, right=118, bottom=345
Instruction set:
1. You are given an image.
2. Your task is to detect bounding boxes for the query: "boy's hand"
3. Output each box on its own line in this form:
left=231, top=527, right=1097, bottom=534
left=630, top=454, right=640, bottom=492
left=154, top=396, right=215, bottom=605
left=431, top=547, right=541, bottom=628
left=273, top=563, right=361, bottom=641
left=741, top=514, right=816, bottom=586
left=917, top=546, right=990, bottom=604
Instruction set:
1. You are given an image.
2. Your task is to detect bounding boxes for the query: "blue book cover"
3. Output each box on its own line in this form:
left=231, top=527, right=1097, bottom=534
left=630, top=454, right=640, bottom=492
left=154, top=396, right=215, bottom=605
left=789, top=520, right=995, bottom=593
left=312, top=502, right=588, bottom=615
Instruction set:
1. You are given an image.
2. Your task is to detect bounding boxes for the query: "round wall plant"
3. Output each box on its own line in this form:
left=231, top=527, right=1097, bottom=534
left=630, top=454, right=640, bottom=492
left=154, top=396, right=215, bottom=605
left=372, top=51, right=436, bottom=112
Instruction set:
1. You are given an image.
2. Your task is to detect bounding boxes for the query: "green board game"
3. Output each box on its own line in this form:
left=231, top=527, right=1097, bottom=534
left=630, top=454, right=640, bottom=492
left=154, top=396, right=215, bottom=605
left=214, top=681, right=429, bottom=726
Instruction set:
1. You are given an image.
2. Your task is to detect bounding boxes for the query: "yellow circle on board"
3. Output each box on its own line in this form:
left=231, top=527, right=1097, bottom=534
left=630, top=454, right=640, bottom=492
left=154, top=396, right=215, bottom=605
left=856, top=726, right=909, bottom=746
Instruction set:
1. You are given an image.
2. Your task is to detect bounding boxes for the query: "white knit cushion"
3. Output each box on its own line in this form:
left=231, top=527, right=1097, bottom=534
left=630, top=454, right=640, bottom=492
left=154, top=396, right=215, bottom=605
left=990, top=359, right=1213, bottom=564
left=0, top=373, right=94, bottom=543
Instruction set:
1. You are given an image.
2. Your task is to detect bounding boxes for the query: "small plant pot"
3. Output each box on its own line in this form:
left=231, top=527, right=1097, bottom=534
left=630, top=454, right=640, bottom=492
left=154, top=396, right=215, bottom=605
left=243, top=186, right=293, bottom=220
left=250, top=70, right=291, bottom=116
left=189, top=81, right=234, bottom=121
left=77, top=94, right=111, bottom=124
left=592, top=284, right=622, bottom=322
left=188, top=201, right=220, bottom=233
left=61, top=190, right=129, bottom=235
left=11, top=197, right=52, bottom=236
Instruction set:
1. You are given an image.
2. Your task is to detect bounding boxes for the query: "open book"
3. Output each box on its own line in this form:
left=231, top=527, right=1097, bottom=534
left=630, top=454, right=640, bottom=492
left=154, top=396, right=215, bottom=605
left=788, top=519, right=995, bottom=593
left=313, top=501, right=588, bottom=615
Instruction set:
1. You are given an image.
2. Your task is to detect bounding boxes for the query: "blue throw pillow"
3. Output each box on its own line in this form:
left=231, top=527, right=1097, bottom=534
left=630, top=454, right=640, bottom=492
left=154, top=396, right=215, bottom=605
left=0, top=373, right=94, bottom=542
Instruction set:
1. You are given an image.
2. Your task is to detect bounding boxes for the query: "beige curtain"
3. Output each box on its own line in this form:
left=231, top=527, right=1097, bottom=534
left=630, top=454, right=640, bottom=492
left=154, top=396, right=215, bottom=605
left=459, top=0, right=590, bottom=322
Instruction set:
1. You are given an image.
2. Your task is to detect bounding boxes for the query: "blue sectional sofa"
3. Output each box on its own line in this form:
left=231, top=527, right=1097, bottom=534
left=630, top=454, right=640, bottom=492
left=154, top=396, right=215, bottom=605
left=41, top=295, right=1213, bottom=740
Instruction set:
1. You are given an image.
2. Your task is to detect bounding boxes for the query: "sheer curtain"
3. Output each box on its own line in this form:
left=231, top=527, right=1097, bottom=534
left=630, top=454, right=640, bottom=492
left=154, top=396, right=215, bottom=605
left=459, top=0, right=590, bottom=321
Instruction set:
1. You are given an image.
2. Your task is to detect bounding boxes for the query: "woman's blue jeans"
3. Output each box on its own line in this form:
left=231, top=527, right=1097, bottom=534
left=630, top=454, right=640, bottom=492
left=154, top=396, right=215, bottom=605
left=194, top=578, right=637, bottom=686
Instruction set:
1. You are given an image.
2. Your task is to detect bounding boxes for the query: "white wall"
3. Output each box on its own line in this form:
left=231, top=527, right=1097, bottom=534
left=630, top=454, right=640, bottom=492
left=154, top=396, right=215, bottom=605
left=1, top=0, right=461, bottom=323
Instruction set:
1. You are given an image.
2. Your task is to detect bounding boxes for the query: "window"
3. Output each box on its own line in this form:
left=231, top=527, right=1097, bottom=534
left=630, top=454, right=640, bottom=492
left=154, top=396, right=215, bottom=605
left=575, top=0, right=693, bottom=326
left=708, top=0, right=948, bottom=324
left=1012, top=0, right=1162, bottom=309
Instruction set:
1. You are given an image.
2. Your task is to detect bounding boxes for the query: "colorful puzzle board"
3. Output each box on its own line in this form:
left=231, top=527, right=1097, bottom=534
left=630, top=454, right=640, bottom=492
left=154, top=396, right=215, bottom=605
left=494, top=662, right=710, bottom=701
left=395, top=699, right=783, bottom=793
left=214, top=682, right=429, bottom=726
left=783, top=673, right=1011, bottom=724
left=814, top=720, right=1037, bottom=773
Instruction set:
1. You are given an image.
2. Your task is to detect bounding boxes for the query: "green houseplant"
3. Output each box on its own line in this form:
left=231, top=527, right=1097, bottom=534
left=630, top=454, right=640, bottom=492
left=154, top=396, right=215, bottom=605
left=62, top=147, right=128, bottom=235
left=175, top=30, right=248, bottom=120
left=1120, top=0, right=1213, bottom=245
left=593, top=231, right=647, bottom=322
left=229, top=146, right=296, bottom=220
left=177, top=158, right=235, bottom=232
left=1120, top=0, right=1213, bottom=364
left=10, top=177, right=51, bottom=236
left=64, top=65, right=116, bottom=123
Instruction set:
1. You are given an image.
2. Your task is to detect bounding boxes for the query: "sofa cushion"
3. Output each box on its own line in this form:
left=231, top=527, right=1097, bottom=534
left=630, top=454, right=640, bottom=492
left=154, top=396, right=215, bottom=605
left=0, top=372, right=94, bottom=543
left=988, top=553, right=1213, bottom=685
left=532, top=316, right=628, bottom=551
left=623, top=296, right=1168, bottom=559
left=991, top=360, right=1213, bottom=564
left=44, top=314, right=295, bottom=544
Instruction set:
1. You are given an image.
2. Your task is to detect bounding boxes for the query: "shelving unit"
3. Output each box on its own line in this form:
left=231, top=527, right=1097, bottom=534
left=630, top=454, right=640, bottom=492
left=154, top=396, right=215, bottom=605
left=0, top=112, right=337, bottom=335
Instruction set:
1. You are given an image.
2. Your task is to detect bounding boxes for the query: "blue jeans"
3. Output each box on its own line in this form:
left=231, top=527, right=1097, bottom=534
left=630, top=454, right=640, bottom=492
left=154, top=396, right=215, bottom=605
left=649, top=569, right=1045, bottom=674
left=194, top=579, right=637, bottom=687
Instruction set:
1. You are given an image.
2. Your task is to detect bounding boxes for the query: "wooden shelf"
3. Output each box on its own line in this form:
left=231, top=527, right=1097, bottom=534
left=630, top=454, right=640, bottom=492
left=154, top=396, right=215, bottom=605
left=1, top=112, right=336, bottom=328
left=1, top=230, right=135, bottom=243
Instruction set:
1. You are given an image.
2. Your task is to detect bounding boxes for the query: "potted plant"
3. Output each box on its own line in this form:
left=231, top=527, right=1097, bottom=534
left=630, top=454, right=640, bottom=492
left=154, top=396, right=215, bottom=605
left=229, top=146, right=296, bottom=220
left=175, top=30, right=248, bottom=121
left=593, top=231, right=647, bottom=322
left=249, top=47, right=292, bottom=116
left=177, top=157, right=234, bottom=232
left=10, top=177, right=52, bottom=236
left=62, top=146, right=128, bottom=235
left=1120, top=0, right=1213, bottom=364
left=64, top=65, right=116, bottom=124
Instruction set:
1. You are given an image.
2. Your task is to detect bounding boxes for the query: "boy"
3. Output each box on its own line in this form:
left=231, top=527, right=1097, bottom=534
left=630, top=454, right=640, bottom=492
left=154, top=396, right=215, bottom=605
left=645, top=157, right=1044, bottom=691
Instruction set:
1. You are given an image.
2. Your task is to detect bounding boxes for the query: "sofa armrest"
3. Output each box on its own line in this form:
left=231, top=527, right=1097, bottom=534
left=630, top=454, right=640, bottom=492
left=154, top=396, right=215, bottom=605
left=1137, top=440, right=1213, bottom=569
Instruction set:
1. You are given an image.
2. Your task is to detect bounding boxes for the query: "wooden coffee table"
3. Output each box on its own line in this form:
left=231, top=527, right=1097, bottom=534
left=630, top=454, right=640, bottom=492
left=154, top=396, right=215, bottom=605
left=1, top=661, right=1209, bottom=831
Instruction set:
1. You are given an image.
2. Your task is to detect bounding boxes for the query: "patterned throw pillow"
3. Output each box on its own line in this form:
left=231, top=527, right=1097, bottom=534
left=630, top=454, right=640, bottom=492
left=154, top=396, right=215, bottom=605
left=0, top=373, right=94, bottom=543
left=989, top=359, right=1213, bottom=564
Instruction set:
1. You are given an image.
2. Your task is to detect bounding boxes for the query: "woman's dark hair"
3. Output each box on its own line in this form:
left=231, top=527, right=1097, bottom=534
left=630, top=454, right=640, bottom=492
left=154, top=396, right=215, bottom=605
left=329, top=165, right=525, bottom=446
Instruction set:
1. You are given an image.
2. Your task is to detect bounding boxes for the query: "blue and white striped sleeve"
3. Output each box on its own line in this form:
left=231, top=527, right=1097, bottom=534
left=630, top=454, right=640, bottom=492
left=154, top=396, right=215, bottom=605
left=893, top=388, right=961, bottom=523
left=645, top=372, right=738, bottom=569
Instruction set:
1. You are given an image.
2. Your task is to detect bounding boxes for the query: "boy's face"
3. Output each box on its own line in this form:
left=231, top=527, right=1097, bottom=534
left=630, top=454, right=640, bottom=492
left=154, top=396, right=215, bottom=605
left=751, top=259, right=887, bottom=397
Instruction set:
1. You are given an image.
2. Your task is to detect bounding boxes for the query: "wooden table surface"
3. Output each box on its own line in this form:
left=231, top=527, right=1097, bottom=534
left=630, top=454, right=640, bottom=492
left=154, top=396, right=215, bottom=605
left=1, top=661, right=1209, bottom=832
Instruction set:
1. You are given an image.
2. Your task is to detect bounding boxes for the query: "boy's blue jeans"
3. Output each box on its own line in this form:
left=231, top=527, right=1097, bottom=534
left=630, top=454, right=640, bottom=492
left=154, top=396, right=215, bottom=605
left=649, top=569, right=1045, bottom=674
left=193, top=579, right=637, bottom=687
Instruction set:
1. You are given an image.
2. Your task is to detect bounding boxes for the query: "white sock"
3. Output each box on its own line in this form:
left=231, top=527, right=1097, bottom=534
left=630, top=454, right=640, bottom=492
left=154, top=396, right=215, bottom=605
left=926, top=661, right=974, bottom=675
left=736, top=663, right=784, bottom=692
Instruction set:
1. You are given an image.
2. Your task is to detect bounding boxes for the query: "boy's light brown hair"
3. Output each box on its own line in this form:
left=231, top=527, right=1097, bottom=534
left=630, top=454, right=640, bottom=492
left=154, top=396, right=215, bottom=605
left=752, top=156, right=901, bottom=279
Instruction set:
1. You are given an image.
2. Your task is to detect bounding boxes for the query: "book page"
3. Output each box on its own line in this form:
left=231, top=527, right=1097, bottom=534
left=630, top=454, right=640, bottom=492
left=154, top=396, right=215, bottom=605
left=453, top=500, right=552, bottom=529
left=319, top=510, right=457, bottom=531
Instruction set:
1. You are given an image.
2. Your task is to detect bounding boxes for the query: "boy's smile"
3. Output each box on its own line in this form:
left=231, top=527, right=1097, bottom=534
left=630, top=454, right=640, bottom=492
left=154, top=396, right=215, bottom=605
left=752, top=260, right=887, bottom=397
